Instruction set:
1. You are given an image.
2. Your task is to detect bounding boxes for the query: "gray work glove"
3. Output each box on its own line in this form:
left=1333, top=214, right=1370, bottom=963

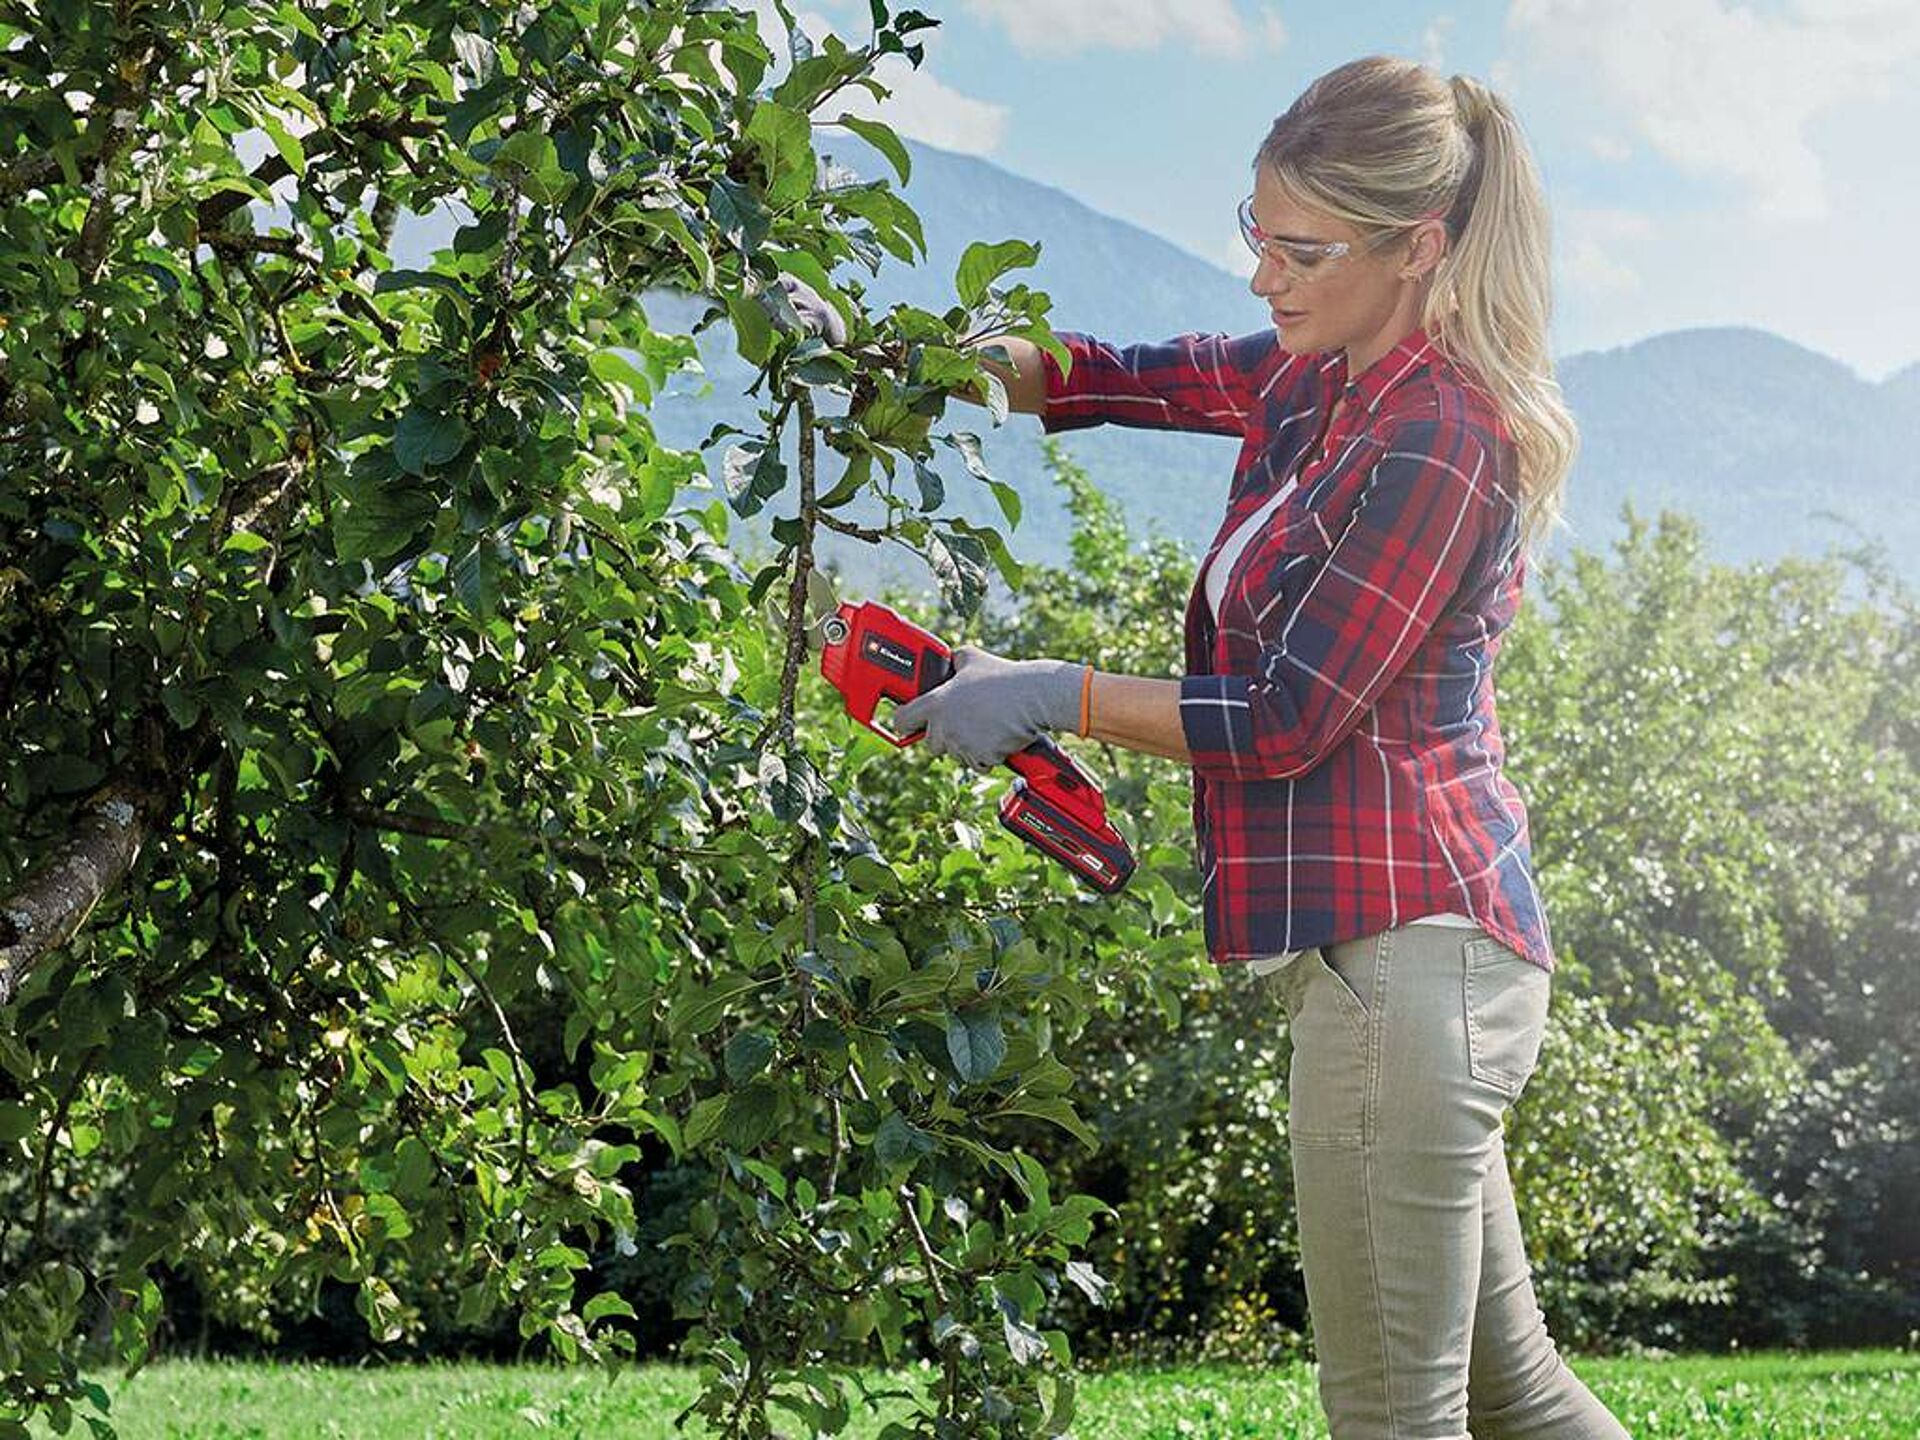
left=891, top=645, right=1085, bottom=772
left=776, top=273, right=847, bottom=346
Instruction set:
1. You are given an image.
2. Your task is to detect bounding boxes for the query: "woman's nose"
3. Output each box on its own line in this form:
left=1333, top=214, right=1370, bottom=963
left=1250, top=253, right=1291, bottom=300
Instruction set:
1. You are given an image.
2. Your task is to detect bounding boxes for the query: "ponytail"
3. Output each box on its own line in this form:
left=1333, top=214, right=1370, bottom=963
left=1432, top=74, right=1577, bottom=560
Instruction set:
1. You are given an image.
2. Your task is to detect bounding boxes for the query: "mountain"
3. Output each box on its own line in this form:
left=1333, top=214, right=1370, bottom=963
left=1552, top=328, right=1920, bottom=573
left=400, top=138, right=1920, bottom=601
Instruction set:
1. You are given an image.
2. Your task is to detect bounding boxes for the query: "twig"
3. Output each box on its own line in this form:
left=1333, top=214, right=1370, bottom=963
left=344, top=799, right=614, bottom=872
left=750, top=391, right=820, bottom=753
left=30, top=1045, right=104, bottom=1248
left=445, top=950, right=538, bottom=1174
left=818, top=513, right=887, bottom=544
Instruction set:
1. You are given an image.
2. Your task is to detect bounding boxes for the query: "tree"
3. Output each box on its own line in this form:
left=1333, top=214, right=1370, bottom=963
left=1497, top=510, right=1920, bottom=1347
left=0, top=4, right=1131, bottom=1435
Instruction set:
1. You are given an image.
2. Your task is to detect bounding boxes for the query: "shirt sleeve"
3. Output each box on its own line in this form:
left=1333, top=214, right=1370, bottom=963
left=1178, top=418, right=1508, bottom=782
left=1040, top=329, right=1294, bottom=438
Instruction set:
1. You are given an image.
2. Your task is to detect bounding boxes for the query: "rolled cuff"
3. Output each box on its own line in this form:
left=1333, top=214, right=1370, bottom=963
left=1179, top=672, right=1321, bottom=782
left=1038, top=332, right=1098, bottom=434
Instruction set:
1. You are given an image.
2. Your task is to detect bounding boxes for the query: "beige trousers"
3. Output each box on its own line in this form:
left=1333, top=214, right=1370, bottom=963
left=1270, top=922, right=1631, bottom=1439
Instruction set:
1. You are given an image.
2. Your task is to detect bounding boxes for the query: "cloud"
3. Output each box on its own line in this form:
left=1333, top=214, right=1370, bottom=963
left=1559, top=207, right=1654, bottom=298
left=962, top=1, right=1288, bottom=59
left=1507, top=0, right=1920, bottom=221
left=833, top=57, right=1010, bottom=155
left=1422, top=15, right=1455, bottom=71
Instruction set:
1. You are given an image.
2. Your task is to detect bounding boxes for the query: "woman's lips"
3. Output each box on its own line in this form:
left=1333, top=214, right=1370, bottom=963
left=1272, top=309, right=1306, bottom=326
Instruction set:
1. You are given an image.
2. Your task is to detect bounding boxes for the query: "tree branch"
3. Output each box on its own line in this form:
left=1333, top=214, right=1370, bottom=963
left=197, top=230, right=318, bottom=263
left=345, top=800, right=611, bottom=871
left=0, top=781, right=153, bottom=1009
left=193, top=117, right=435, bottom=234
left=0, top=152, right=62, bottom=202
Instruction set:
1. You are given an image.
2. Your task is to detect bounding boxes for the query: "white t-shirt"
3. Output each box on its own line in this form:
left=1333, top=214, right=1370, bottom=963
left=1200, top=483, right=1478, bottom=976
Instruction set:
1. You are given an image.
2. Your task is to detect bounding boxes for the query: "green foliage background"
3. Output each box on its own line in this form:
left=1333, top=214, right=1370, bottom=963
left=0, top=3, right=1915, bottom=1439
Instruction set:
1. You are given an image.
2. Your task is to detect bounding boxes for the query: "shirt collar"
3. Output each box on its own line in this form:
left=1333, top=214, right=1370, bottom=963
left=1328, top=328, right=1437, bottom=416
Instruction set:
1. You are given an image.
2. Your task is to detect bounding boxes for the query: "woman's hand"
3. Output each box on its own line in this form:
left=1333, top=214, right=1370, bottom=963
left=891, top=645, right=1085, bottom=771
left=776, top=274, right=846, bottom=346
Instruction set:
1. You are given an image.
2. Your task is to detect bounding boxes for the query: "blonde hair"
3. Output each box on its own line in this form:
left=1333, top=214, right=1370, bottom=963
left=1256, top=57, right=1577, bottom=560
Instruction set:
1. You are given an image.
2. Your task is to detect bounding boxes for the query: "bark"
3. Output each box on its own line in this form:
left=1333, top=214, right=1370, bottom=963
left=0, top=781, right=151, bottom=1009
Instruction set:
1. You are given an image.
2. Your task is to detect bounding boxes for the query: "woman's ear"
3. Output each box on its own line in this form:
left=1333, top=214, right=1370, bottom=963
left=1400, top=218, right=1448, bottom=282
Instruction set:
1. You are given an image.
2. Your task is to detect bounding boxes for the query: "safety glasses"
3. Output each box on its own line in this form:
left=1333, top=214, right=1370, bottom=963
left=1236, top=195, right=1355, bottom=281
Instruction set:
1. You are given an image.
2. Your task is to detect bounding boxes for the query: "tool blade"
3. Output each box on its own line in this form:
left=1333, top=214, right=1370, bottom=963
left=760, top=567, right=842, bottom=658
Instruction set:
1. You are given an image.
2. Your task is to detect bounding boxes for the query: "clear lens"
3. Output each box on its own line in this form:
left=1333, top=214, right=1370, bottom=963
left=1237, top=196, right=1351, bottom=284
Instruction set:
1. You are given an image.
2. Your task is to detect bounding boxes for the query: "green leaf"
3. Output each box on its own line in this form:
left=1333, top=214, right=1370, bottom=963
left=721, top=1082, right=780, bottom=1150
left=723, top=441, right=786, bottom=518
left=956, top=520, right=1025, bottom=590
left=372, top=269, right=474, bottom=312
left=393, top=1138, right=433, bottom=1198
left=583, top=1292, right=637, bottom=1325
left=638, top=206, right=715, bottom=290
left=683, top=1095, right=729, bottom=1150
left=364, top=1192, right=414, bottom=1239
left=760, top=748, right=826, bottom=827
left=946, top=1006, right=1006, bottom=1084
left=393, top=408, right=470, bottom=476
left=0, top=1103, right=36, bottom=1143
left=826, top=182, right=924, bottom=262
left=493, top=129, right=575, bottom=206
left=745, top=102, right=815, bottom=207
left=874, top=1111, right=937, bottom=1170
left=956, top=239, right=1040, bottom=309
left=833, top=113, right=911, bottom=184
left=984, top=478, right=1022, bottom=529
left=495, top=129, right=556, bottom=176
left=587, top=348, right=654, bottom=403
left=844, top=854, right=902, bottom=895
left=998, top=1094, right=1100, bottom=1152
left=727, top=288, right=777, bottom=368
left=333, top=484, right=439, bottom=565
left=911, top=461, right=944, bottom=512
left=724, top=1029, right=776, bottom=1083
left=670, top=976, right=767, bottom=1043
left=772, top=250, right=853, bottom=340
left=259, top=112, right=306, bottom=177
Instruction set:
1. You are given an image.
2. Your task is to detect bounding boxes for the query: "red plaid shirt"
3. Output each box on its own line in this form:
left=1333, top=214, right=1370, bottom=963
left=1041, top=327, right=1555, bottom=973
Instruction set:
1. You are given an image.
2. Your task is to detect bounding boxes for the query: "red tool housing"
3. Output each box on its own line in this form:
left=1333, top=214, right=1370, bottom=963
left=819, top=600, right=1135, bottom=894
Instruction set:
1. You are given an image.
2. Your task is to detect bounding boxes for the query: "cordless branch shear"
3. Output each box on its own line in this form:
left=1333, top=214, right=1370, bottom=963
left=785, top=575, right=1136, bottom=894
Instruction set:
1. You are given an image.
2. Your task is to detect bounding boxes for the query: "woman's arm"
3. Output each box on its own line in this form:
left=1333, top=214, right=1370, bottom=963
left=1084, top=671, right=1192, bottom=763
left=962, top=335, right=1048, bottom=415
left=956, top=330, right=1289, bottom=437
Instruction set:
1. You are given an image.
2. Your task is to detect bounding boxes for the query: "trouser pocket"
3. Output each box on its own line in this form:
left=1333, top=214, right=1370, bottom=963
left=1462, top=935, right=1550, bottom=1100
left=1285, top=937, right=1379, bottom=1148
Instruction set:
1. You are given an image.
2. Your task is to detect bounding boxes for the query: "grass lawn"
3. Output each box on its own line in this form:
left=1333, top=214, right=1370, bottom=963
left=30, top=1348, right=1919, bottom=1438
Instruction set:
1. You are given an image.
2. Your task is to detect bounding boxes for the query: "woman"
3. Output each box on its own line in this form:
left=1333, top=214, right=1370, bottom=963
left=890, top=56, right=1630, bottom=1439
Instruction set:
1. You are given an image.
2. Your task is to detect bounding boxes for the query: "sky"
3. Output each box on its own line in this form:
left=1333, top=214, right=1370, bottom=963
left=783, top=0, right=1920, bottom=381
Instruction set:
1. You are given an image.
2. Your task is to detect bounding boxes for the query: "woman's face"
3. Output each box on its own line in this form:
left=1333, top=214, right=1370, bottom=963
left=1245, top=165, right=1435, bottom=376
